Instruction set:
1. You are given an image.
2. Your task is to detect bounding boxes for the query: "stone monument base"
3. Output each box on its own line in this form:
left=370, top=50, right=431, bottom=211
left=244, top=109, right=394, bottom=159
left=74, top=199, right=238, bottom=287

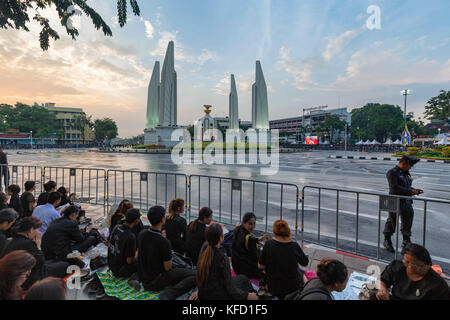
left=144, top=126, right=184, bottom=149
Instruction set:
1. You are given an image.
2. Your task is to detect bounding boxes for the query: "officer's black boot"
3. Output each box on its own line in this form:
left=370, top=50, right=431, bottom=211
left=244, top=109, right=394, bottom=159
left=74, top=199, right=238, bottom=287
left=402, top=236, right=411, bottom=249
left=383, top=237, right=395, bottom=253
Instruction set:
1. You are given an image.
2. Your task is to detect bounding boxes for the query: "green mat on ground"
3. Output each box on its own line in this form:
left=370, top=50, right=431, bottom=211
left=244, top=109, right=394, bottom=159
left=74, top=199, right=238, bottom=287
left=97, top=271, right=160, bottom=300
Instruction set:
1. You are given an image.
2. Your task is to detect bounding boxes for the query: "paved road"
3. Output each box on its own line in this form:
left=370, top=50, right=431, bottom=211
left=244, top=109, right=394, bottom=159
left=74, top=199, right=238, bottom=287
left=7, top=149, right=450, bottom=271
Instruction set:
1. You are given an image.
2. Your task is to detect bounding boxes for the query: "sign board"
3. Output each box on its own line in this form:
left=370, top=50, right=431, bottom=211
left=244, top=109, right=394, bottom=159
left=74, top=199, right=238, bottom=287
left=70, top=168, right=76, bottom=176
left=140, top=172, right=148, bottom=182
left=379, top=195, right=400, bottom=214
left=401, top=125, right=411, bottom=145
left=12, top=166, right=18, bottom=173
left=305, top=136, right=318, bottom=145
left=232, top=179, right=242, bottom=191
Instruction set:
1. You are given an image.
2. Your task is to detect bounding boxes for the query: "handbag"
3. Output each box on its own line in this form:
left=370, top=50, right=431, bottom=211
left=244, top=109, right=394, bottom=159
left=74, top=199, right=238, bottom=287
left=172, top=251, right=194, bottom=269
left=358, top=283, right=378, bottom=300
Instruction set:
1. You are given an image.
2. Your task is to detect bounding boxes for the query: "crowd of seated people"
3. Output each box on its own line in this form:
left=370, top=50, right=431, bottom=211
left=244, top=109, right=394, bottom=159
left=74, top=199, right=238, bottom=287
left=0, top=188, right=449, bottom=301
left=0, top=179, right=104, bottom=300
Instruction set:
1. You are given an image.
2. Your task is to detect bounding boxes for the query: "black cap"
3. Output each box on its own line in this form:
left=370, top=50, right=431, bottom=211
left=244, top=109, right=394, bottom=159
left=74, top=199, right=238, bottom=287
left=399, top=155, right=420, bottom=167
left=125, top=208, right=141, bottom=224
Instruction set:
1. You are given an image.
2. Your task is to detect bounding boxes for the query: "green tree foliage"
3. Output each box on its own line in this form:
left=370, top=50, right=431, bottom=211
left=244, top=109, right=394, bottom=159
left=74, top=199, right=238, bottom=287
left=74, top=113, right=93, bottom=144
left=351, top=103, right=406, bottom=142
left=0, top=0, right=140, bottom=50
left=0, top=102, right=63, bottom=137
left=323, top=114, right=347, bottom=142
left=93, top=118, right=118, bottom=141
left=424, top=90, right=450, bottom=121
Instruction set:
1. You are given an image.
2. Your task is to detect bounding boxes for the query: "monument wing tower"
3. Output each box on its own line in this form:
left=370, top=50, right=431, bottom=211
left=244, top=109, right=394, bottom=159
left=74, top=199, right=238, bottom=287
left=145, top=61, right=160, bottom=130
left=252, top=61, right=269, bottom=130
left=229, top=74, right=239, bottom=130
left=160, top=41, right=177, bottom=127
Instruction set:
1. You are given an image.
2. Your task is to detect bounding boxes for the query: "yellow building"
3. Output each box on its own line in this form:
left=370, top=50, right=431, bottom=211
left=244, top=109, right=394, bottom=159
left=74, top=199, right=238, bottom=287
left=42, top=103, right=95, bottom=145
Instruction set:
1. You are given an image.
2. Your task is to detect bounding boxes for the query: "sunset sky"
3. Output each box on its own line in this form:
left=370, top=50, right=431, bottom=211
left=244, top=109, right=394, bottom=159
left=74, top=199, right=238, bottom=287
left=1, top=0, right=449, bottom=137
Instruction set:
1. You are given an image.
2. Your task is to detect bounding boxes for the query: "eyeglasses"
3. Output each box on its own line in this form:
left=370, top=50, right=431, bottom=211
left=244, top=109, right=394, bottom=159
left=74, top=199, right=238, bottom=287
left=402, top=259, right=425, bottom=269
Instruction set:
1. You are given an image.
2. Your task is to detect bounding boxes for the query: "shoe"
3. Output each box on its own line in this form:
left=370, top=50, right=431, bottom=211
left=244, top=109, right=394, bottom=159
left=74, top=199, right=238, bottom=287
left=128, top=279, right=141, bottom=292
left=66, top=252, right=83, bottom=260
left=383, top=239, right=395, bottom=253
left=95, top=287, right=106, bottom=300
left=402, top=238, right=411, bottom=248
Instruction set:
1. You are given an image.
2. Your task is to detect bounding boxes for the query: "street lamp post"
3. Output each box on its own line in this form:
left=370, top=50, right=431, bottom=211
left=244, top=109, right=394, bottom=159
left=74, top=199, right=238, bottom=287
left=30, top=131, right=33, bottom=149
left=401, top=89, right=411, bottom=145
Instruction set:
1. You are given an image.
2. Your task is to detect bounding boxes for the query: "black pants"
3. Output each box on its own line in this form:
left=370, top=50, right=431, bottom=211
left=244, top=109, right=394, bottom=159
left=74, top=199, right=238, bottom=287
left=383, top=203, right=414, bottom=239
left=112, top=262, right=138, bottom=278
left=73, top=235, right=98, bottom=253
left=232, top=274, right=254, bottom=293
left=145, top=268, right=197, bottom=300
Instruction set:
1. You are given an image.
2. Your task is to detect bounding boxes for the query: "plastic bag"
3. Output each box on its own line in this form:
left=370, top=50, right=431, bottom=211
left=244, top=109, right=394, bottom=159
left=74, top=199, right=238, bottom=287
left=86, top=242, right=109, bottom=259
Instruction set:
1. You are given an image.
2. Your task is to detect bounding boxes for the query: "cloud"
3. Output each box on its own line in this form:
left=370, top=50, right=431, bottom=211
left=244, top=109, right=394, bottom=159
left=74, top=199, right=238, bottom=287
left=198, top=49, right=218, bottom=65
left=140, top=17, right=154, bottom=39
left=277, top=46, right=313, bottom=90
left=335, top=46, right=450, bottom=89
left=214, top=73, right=252, bottom=96
left=323, top=25, right=366, bottom=61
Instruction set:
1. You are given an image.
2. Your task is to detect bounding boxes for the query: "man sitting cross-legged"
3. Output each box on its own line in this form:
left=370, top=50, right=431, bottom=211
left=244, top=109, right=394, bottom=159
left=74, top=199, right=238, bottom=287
left=137, top=205, right=197, bottom=300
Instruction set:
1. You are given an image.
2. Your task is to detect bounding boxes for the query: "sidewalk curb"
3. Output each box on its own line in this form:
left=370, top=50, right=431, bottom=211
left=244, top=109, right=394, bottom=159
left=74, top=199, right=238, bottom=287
left=329, top=155, right=450, bottom=163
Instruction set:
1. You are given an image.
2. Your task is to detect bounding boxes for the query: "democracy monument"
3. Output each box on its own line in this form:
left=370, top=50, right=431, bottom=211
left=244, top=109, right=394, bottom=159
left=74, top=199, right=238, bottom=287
left=144, top=41, right=270, bottom=148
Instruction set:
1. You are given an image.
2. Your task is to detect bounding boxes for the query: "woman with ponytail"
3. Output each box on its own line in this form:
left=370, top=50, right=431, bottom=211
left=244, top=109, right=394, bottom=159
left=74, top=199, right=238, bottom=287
left=197, top=223, right=258, bottom=300
left=299, top=258, right=348, bottom=300
left=186, top=207, right=213, bottom=265
left=164, top=198, right=187, bottom=254
left=258, top=220, right=309, bottom=299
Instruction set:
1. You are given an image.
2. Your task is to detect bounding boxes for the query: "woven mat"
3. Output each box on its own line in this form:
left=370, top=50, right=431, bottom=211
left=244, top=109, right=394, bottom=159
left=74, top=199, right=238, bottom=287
left=97, top=271, right=160, bottom=300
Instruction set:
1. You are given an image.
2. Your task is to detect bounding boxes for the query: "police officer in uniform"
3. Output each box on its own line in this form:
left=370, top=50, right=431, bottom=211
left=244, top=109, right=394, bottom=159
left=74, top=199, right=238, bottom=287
left=383, top=155, right=423, bottom=253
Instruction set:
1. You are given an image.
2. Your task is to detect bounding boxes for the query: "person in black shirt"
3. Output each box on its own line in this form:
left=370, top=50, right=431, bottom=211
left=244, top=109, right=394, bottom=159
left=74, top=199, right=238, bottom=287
left=20, top=181, right=36, bottom=218
left=383, top=155, right=423, bottom=252
left=196, top=223, right=258, bottom=301
left=137, top=205, right=196, bottom=300
left=41, top=205, right=99, bottom=269
left=0, top=208, right=17, bottom=256
left=36, top=181, right=57, bottom=207
left=164, top=198, right=187, bottom=254
left=299, top=259, right=348, bottom=300
left=258, top=220, right=309, bottom=299
left=376, top=243, right=450, bottom=300
left=186, top=207, right=213, bottom=266
left=0, top=147, right=8, bottom=192
left=8, top=185, right=23, bottom=219
left=232, top=212, right=270, bottom=279
left=108, top=208, right=141, bottom=278
left=2, top=217, right=70, bottom=290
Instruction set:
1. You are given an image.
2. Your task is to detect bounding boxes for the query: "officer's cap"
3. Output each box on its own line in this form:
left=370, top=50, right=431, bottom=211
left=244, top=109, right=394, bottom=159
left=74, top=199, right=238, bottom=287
left=399, top=155, right=420, bottom=167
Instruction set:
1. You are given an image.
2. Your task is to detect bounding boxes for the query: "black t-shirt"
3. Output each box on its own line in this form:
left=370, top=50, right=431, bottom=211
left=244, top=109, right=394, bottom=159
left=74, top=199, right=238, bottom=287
left=259, top=239, right=309, bottom=299
left=108, top=224, right=136, bottom=276
left=381, top=260, right=450, bottom=300
left=137, top=228, right=172, bottom=288
left=20, top=191, right=35, bottom=218
left=163, top=215, right=187, bottom=254
left=9, top=194, right=23, bottom=219
left=231, top=225, right=260, bottom=278
left=186, top=221, right=207, bottom=266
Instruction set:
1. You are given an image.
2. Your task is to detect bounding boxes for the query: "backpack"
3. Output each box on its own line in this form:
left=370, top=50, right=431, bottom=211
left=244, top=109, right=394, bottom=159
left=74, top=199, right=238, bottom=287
left=172, top=251, right=194, bottom=269
left=284, top=279, right=331, bottom=300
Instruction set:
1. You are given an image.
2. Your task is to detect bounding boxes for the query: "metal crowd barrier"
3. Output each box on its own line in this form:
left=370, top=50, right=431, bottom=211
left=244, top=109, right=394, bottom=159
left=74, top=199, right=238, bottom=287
left=105, top=170, right=188, bottom=215
left=301, top=185, right=450, bottom=265
left=188, top=174, right=300, bottom=237
left=0, top=164, right=42, bottom=197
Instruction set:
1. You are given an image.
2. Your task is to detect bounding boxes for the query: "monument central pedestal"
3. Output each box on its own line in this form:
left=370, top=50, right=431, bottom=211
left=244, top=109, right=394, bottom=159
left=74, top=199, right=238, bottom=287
left=144, top=126, right=182, bottom=148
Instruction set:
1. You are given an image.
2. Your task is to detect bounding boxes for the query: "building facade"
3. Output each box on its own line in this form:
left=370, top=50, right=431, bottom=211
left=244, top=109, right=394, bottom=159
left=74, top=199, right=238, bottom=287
left=269, top=107, right=351, bottom=143
left=41, top=103, right=95, bottom=145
